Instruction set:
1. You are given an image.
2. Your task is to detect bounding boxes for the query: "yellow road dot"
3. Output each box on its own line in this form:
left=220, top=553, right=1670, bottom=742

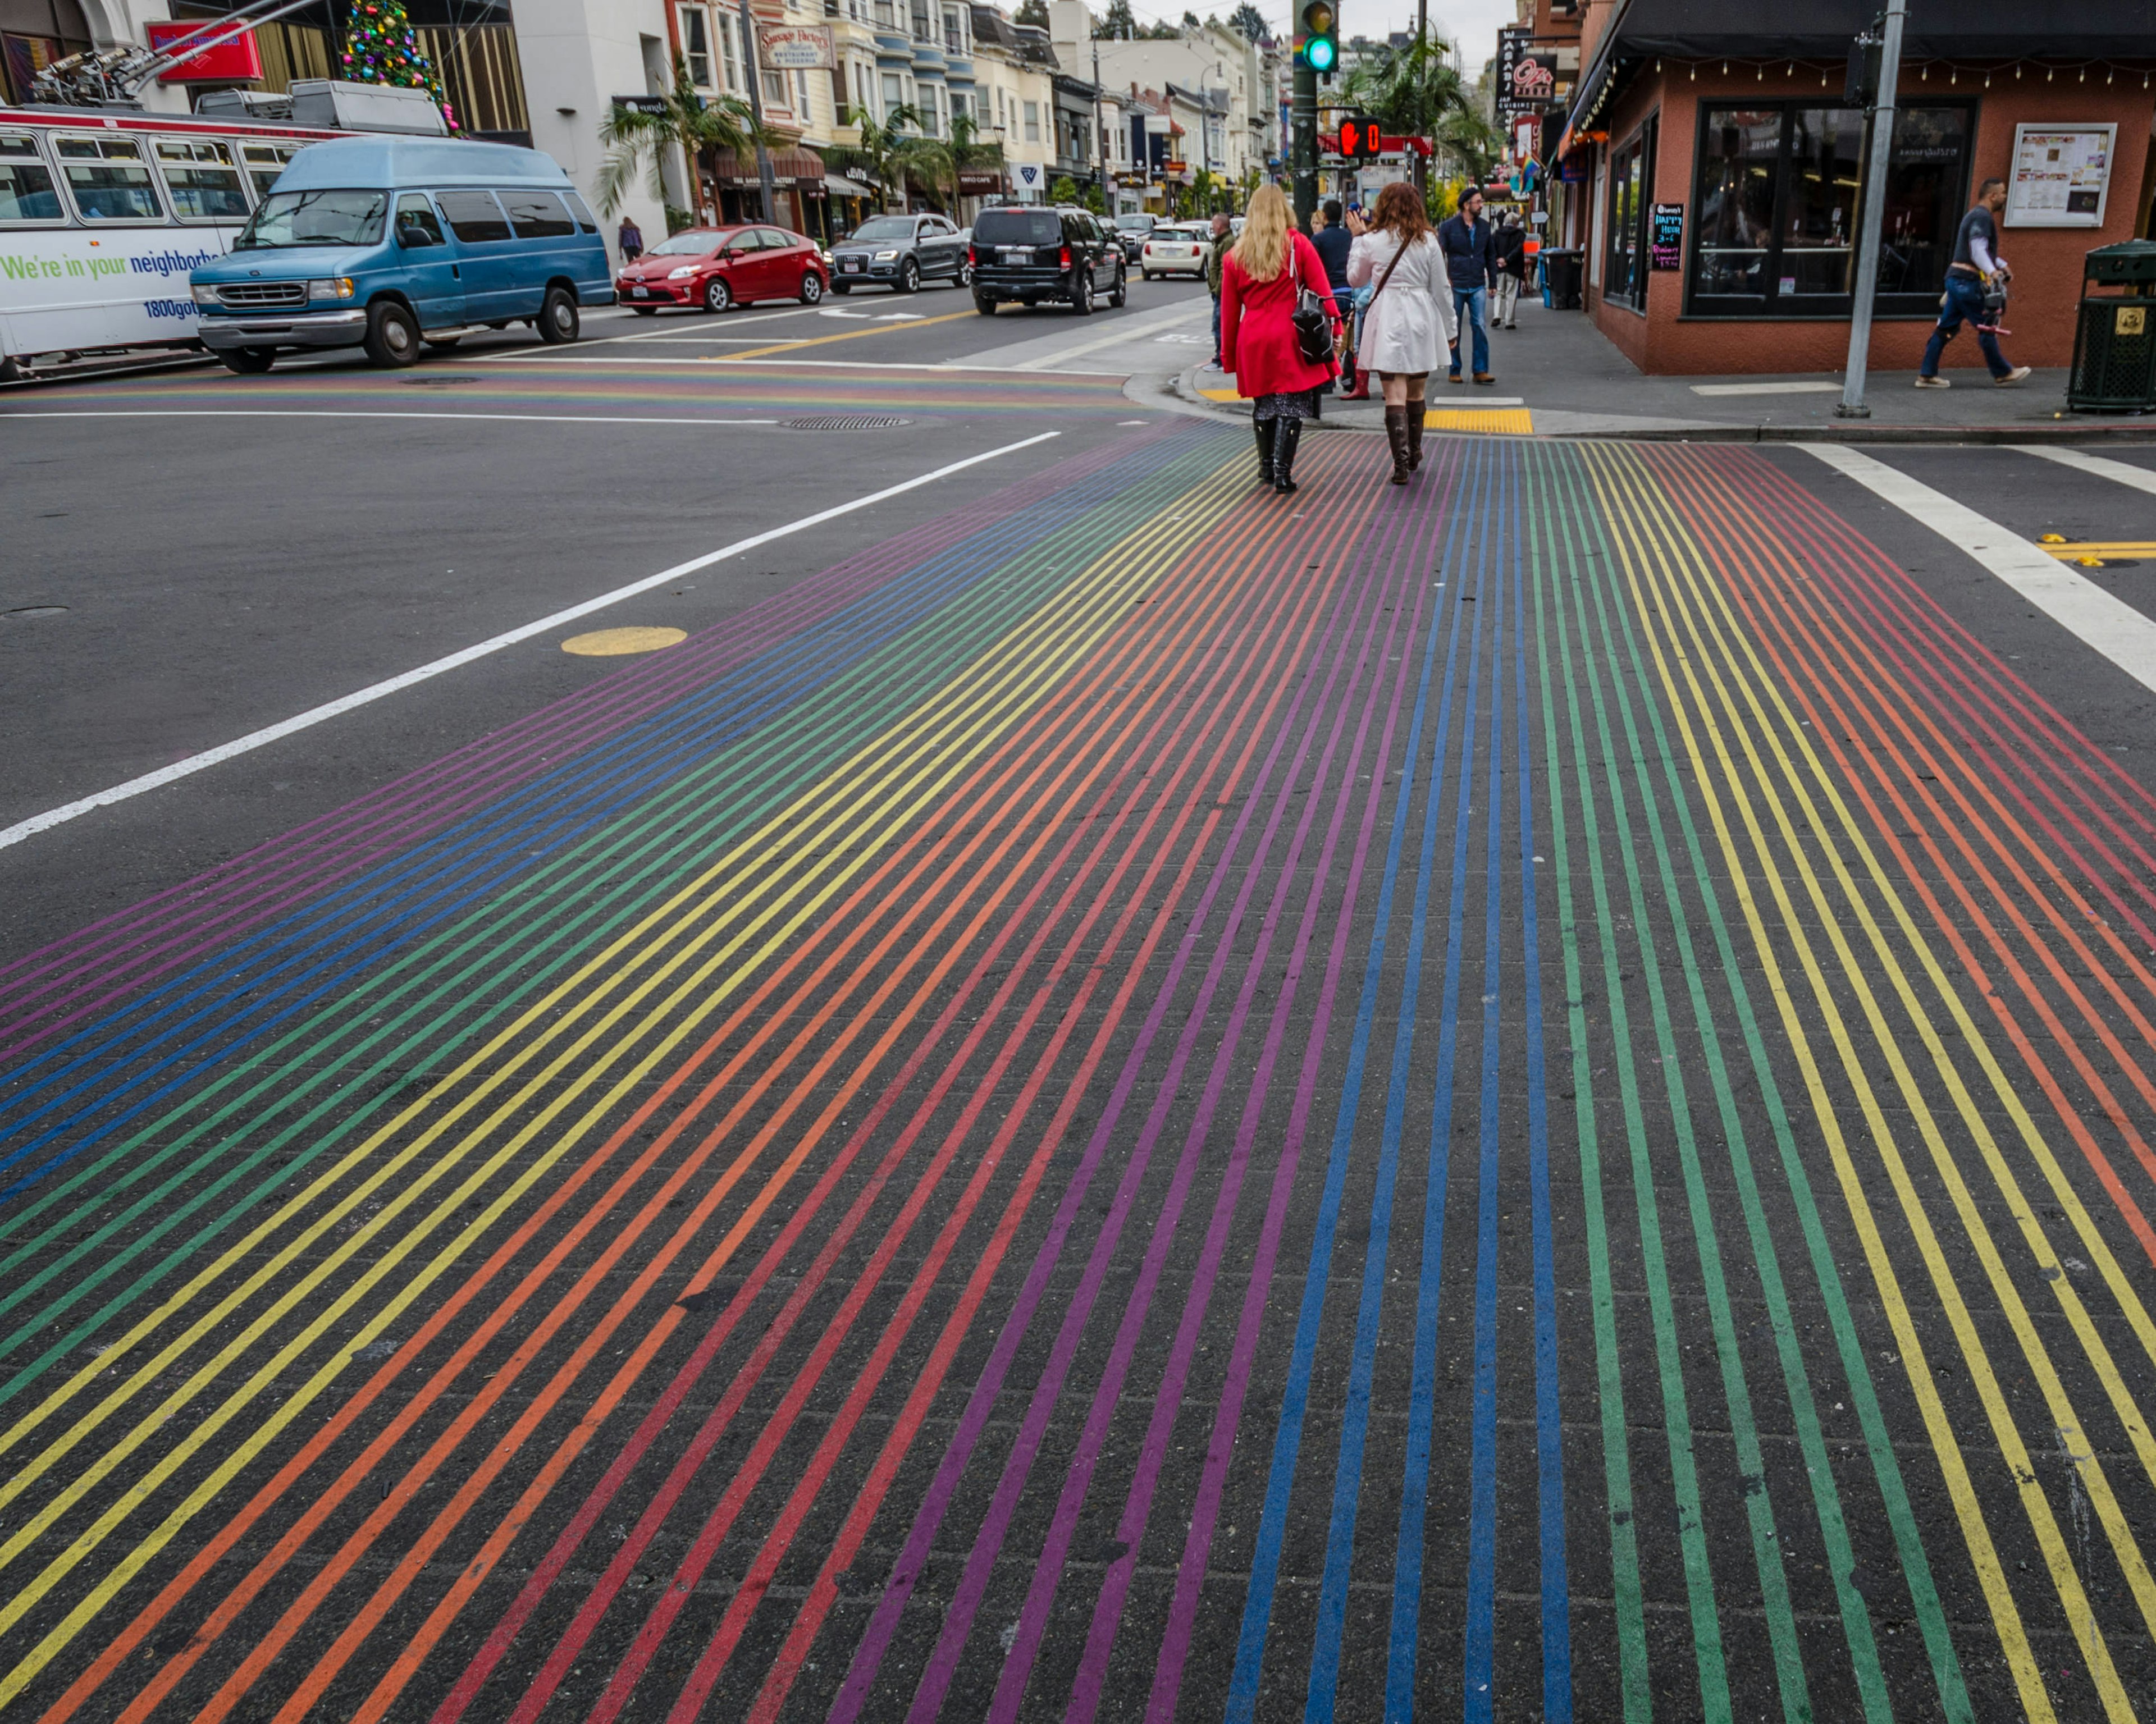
left=560, top=626, right=687, bottom=657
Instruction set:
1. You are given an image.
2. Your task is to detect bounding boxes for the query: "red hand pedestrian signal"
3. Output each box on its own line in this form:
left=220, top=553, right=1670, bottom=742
left=1337, top=114, right=1382, bottom=160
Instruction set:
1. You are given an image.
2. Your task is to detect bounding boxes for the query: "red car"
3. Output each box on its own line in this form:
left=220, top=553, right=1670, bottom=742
left=616, top=224, right=828, bottom=314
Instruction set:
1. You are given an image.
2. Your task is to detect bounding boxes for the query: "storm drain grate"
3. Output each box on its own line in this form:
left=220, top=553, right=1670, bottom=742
left=401, top=374, right=485, bottom=386
left=785, top=414, right=913, bottom=431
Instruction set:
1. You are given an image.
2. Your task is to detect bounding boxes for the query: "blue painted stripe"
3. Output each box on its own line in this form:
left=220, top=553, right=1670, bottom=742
left=1302, top=445, right=1491, bottom=1723
left=1515, top=447, right=1574, bottom=1723
left=1222, top=468, right=1472, bottom=1724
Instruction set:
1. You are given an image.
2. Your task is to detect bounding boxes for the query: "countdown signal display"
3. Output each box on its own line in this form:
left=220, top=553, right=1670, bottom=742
left=1337, top=113, right=1383, bottom=159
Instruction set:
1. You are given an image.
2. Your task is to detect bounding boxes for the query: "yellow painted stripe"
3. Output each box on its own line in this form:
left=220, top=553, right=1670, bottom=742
left=1583, top=445, right=2084, bottom=1724
left=724, top=308, right=976, bottom=362
left=0, top=462, right=1257, bottom=1671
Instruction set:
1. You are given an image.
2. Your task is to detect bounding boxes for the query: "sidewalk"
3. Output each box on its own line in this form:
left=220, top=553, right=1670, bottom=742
left=1172, top=290, right=2156, bottom=443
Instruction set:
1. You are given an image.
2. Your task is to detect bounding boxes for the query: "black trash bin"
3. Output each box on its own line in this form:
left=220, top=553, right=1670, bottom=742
left=2068, top=238, right=2156, bottom=411
left=1539, top=246, right=1583, bottom=309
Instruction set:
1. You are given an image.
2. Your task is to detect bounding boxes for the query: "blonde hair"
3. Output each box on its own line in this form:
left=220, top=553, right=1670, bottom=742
left=1232, top=183, right=1291, bottom=282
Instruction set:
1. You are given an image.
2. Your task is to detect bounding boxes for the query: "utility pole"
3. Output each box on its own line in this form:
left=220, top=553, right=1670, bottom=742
left=1290, top=40, right=1317, bottom=225
left=1835, top=0, right=1906, bottom=419
left=1414, top=0, right=1428, bottom=198
left=737, top=0, right=779, bottom=223
left=1094, top=40, right=1109, bottom=211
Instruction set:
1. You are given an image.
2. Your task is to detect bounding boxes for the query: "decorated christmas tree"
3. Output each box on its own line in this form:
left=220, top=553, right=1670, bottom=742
left=340, top=0, right=457, bottom=131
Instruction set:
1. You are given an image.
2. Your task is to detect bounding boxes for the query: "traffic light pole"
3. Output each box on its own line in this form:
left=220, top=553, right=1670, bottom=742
left=1292, top=57, right=1318, bottom=228
left=1835, top=0, right=1906, bottom=419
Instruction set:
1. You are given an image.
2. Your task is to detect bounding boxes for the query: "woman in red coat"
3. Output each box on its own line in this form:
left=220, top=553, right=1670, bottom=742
left=1220, top=183, right=1342, bottom=495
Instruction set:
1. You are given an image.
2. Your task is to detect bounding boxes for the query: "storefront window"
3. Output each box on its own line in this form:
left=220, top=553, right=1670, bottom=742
left=1688, top=99, right=1972, bottom=316
left=1604, top=115, right=1654, bottom=310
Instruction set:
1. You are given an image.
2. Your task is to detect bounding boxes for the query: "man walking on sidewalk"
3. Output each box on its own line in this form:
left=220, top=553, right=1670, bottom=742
left=1915, top=177, right=2031, bottom=388
left=1205, top=211, right=1233, bottom=368
left=1438, top=187, right=1496, bottom=384
left=1312, top=199, right=1356, bottom=394
left=1492, top=212, right=1525, bottom=330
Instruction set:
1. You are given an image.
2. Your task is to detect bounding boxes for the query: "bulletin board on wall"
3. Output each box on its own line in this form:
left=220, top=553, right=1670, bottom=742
left=2004, top=122, right=2116, bottom=227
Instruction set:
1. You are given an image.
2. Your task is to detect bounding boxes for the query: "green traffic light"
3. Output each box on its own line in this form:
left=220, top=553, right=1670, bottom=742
left=1305, top=35, right=1335, bottom=70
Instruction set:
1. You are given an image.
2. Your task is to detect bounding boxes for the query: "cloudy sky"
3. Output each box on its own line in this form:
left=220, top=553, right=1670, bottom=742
left=1112, top=0, right=1519, bottom=72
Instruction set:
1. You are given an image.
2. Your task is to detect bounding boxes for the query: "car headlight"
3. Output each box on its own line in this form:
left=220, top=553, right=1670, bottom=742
left=668, top=264, right=697, bottom=279
left=874, top=249, right=899, bottom=260
left=190, top=282, right=220, bottom=305
left=307, top=277, right=355, bottom=302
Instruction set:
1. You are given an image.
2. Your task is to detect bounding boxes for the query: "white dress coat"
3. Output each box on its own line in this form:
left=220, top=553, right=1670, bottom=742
left=1346, top=230, right=1456, bottom=374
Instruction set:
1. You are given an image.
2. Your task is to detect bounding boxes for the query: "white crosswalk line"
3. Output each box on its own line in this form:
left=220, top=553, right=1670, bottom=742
left=1805, top=443, right=2156, bottom=697
left=2011, top=444, right=2156, bottom=499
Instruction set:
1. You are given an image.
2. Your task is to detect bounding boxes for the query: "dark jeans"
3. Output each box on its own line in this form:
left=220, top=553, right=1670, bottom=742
left=1211, top=289, right=1221, bottom=361
left=1921, top=272, right=2009, bottom=378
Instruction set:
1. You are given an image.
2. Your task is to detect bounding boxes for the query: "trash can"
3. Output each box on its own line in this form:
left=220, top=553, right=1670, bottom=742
left=1538, top=246, right=1583, bottom=309
left=2068, top=238, right=2156, bottom=411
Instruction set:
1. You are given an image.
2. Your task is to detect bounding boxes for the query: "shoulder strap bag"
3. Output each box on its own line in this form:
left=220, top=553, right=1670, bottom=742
left=1288, top=237, right=1337, bottom=368
left=1360, top=230, right=1414, bottom=313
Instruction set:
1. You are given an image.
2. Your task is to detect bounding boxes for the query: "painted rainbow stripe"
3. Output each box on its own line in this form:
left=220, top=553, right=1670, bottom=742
left=4, top=434, right=2155, bottom=1724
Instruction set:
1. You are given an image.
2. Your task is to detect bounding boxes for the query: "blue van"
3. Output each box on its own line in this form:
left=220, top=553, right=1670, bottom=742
left=188, top=134, right=614, bottom=372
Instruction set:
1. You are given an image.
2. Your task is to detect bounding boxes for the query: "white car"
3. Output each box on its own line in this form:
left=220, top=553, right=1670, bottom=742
left=1140, top=225, right=1210, bottom=280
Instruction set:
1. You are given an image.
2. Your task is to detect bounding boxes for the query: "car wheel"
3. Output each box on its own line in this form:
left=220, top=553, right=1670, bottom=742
left=1141, top=268, right=1154, bottom=281
left=538, top=286, right=579, bottom=344
left=362, top=300, right=420, bottom=368
left=218, top=345, right=276, bottom=374
left=800, top=271, right=824, bottom=304
left=958, top=260, right=974, bottom=288
left=631, top=305, right=659, bottom=316
left=1071, top=269, right=1093, bottom=316
left=974, top=292, right=997, bottom=316
left=898, top=258, right=920, bottom=294
left=704, top=276, right=733, bottom=314
left=1107, top=262, right=1127, bottom=308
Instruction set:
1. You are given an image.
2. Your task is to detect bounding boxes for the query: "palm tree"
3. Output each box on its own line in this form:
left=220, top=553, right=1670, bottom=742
left=824, top=103, right=921, bottom=213
left=595, top=54, right=762, bottom=217
left=1339, top=29, right=1498, bottom=190
left=893, top=110, right=1004, bottom=213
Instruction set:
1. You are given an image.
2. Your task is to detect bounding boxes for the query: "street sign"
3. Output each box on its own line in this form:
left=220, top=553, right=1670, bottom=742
left=759, top=24, right=833, bottom=69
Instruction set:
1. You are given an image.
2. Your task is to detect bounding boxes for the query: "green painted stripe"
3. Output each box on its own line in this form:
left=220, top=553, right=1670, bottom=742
left=1523, top=450, right=1652, bottom=1724
left=0, top=439, right=1247, bottom=1410
left=1576, top=447, right=1973, bottom=1724
left=1531, top=443, right=1734, bottom=1724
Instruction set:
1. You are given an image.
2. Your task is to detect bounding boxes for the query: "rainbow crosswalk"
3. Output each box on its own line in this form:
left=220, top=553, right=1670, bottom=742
left=4, top=431, right=2156, bottom=1723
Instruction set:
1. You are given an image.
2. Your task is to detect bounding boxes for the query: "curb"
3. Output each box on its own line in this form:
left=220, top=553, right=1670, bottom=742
left=1165, top=366, right=2156, bottom=446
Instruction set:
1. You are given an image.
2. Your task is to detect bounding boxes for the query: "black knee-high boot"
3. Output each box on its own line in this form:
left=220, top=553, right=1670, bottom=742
left=1254, top=414, right=1275, bottom=486
left=1271, top=416, right=1301, bottom=493
left=1405, top=400, right=1424, bottom=470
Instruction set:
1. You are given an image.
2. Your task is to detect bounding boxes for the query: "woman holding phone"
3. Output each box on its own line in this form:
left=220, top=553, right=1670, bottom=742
left=1346, top=181, right=1456, bottom=484
left=1219, top=184, right=1343, bottom=495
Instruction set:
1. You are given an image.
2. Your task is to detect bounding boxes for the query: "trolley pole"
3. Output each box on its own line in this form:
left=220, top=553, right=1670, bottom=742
left=1836, top=0, right=1906, bottom=419
left=738, top=0, right=780, bottom=223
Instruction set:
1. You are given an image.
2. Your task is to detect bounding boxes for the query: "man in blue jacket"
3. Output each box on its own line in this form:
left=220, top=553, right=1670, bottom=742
left=1437, top=186, right=1496, bottom=384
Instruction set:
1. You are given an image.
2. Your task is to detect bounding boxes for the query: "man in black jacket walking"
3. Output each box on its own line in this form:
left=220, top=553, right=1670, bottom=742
left=1437, top=187, right=1496, bottom=383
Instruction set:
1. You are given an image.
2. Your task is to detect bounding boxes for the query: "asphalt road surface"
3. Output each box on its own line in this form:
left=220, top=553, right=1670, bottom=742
left=4, top=280, right=2156, bottom=1724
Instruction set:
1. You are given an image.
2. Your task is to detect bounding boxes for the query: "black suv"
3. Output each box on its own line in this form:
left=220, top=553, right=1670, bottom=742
left=969, top=206, right=1126, bottom=315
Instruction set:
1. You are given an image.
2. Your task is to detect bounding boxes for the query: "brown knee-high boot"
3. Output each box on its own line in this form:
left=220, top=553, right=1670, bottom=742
left=1405, top=400, right=1424, bottom=471
left=1383, top=405, right=1410, bottom=486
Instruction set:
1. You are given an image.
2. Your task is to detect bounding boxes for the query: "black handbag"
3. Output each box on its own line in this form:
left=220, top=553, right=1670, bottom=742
left=1289, top=240, right=1336, bottom=368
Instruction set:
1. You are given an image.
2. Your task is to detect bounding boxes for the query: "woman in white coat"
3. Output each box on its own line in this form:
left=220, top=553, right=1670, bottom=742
left=1346, top=181, right=1456, bottom=484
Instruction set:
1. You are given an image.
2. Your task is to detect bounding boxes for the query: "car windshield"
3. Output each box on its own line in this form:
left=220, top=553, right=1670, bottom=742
left=1113, top=215, right=1152, bottom=230
left=649, top=230, right=726, bottom=255
left=847, top=217, right=916, bottom=243
left=234, top=188, right=387, bottom=249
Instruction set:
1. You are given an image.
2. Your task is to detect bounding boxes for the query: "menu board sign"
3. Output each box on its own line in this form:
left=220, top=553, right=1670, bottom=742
left=2004, top=122, right=2114, bottom=227
left=1650, top=202, right=1683, bottom=269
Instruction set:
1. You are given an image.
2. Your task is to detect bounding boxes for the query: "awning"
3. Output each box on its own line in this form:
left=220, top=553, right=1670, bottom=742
left=824, top=170, right=876, bottom=198
left=704, top=148, right=826, bottom=189
left=1563, top=0, right=2156, bottom=153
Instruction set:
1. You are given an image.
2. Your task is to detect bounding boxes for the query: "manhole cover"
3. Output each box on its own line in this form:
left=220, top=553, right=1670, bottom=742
left=785, top=414, right=912, bottom=431
left=401, top=374, right=485, bottom=386
left=4, top=606, right=68, bottom=619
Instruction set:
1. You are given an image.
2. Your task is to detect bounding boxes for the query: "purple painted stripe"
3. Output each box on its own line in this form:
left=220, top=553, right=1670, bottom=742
left=1129, top=459, right=1459, bottom=1724
left=0, top=429, right=1172, bottom=1060
left=1065, top=458, right=1458, bottom=1724
left=985, top=483, right=1441, bottom=1724
left=825, top=467, right=1397, bottom=1724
